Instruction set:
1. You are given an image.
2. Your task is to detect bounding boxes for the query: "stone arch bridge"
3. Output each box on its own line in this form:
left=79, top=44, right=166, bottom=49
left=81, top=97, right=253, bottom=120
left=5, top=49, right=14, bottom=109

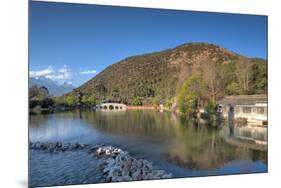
left=96, top=103, right=126, bottom=111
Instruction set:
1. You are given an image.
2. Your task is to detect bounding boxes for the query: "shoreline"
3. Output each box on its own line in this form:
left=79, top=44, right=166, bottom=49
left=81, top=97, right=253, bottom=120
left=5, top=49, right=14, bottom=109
left=126, top=106, right=157, bottom=110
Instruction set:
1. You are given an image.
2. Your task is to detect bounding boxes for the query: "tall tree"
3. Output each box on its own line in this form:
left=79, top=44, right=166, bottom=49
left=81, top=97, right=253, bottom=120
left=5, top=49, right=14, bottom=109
left=201, top=61, right=221, bottom=102
left=235, top=58, right=254, bottom=93
left=177, top=73, right=205, bottom=114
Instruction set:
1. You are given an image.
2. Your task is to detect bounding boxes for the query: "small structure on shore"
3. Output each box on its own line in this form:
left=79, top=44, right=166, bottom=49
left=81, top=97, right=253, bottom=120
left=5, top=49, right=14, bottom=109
left=217, top=94, right=267, bottom=126
left=96, top=103, right=127, bottom=111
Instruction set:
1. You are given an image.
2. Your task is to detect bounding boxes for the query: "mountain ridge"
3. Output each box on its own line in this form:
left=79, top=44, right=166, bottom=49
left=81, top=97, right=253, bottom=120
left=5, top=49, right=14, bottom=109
left=69, top=42, right=267, bottom=105
left=30, top=77, right=74, bottom=96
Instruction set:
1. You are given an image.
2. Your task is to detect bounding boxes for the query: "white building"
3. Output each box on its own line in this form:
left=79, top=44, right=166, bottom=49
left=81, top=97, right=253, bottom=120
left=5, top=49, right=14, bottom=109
left=217, top=95, right=267, bottom=126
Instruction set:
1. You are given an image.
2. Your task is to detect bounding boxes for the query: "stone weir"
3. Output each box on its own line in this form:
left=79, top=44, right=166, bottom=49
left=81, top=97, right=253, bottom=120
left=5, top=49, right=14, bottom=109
left=29, top=142, right=173, bottom=182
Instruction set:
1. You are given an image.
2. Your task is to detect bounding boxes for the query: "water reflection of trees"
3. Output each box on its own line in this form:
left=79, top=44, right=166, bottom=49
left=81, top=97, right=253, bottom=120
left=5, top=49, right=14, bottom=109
left=30, top=110, right=267, bottom=170
left=166, top=119, right=267, bottom=170
left=82, top=110, right=267, bottom=170
left=29, top=114, right=49, bottom=127
left=83, top=110, right=178, bottom=139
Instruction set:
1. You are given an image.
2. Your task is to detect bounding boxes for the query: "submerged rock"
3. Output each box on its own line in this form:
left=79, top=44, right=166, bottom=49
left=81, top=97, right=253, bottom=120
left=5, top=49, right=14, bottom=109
left=29, top=141, right=89, bottom=152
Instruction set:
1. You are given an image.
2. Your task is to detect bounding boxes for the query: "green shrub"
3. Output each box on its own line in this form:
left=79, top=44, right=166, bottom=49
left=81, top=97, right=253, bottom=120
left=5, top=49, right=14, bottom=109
left=131, top=96, right=143, bottom=106
left=65, top=95, right=76, bottom=106
left=87, top=96, right=96, bottom=106
left=41, top=98, right=54, bottom=108
left=206, top=101, right=216, bottom=114
left=226, top=82, right=243, bottom=95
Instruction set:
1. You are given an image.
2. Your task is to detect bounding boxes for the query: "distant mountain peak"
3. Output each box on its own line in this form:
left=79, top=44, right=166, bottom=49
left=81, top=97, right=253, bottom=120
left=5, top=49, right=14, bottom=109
left=29, top=77, right=74, bottom=96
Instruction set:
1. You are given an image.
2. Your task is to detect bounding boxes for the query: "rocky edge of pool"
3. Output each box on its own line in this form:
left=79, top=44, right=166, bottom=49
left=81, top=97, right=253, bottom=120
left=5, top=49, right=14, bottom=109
left=29, top=141, right=173, bottom=182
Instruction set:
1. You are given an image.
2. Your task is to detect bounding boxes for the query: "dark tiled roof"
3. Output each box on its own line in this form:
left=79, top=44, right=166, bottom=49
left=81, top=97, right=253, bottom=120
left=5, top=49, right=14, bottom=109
left=217, top=95, right=267, bottom=105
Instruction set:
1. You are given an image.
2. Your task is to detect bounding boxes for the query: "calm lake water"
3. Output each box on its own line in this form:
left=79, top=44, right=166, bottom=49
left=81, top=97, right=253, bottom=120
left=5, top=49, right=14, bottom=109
left=29, top=110, right=267, bottom=187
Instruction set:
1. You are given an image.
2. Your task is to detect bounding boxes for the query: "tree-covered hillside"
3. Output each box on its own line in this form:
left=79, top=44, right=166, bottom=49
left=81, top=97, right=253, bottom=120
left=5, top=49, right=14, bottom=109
left=66, top=43, right=267, bottom=107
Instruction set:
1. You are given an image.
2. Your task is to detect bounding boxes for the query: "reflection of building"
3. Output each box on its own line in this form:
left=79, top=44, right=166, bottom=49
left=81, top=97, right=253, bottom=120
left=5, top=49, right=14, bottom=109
left=217, top=95, right=267, bottom=126
left=219, top=126, right=267, bottom=150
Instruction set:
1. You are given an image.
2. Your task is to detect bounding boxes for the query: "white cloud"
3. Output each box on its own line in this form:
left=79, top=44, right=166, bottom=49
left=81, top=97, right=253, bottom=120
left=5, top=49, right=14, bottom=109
left=29, top=68, right=54, bottom=77
left=79, top=70, right=97, bottom=75
left=46, top=75, right=64, bottom=80
left=59, top=68, right=68, bottom=73
left=30, top=66, right=73, bottom=83
left=30, top=66, right=97, bottom=85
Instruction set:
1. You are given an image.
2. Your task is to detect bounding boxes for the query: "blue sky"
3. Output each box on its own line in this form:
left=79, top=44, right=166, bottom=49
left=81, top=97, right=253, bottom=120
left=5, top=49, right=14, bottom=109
left=29, top=1, right=267, bottom=86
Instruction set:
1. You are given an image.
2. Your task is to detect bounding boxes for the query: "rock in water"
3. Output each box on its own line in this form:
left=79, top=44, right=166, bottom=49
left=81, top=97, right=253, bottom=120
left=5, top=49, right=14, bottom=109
left=91, top=145, right=173, bottom=182
left=29, top=141, right=173, bottom=182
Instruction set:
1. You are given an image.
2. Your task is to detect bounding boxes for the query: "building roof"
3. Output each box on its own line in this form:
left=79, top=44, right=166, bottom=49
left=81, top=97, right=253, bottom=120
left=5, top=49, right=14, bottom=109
left=99, top=103, right=126, bottom=106
left=217, top=94, right=267, bottom=105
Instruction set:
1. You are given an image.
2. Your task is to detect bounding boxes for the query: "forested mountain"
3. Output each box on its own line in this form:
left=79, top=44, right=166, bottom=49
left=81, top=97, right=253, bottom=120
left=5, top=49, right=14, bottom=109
left=69, top=43, right=267, bottom=106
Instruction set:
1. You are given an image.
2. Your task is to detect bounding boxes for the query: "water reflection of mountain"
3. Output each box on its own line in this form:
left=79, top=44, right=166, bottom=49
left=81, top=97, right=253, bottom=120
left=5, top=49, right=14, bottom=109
left=166, top=124, right=267, bottom=170
left=82, top=110, right=267, bottom=170
left=29, top=110, right=267, bottom=172
left=164, top=115, right=267, bottom=170
left=83, top=110, right=179, bottom=139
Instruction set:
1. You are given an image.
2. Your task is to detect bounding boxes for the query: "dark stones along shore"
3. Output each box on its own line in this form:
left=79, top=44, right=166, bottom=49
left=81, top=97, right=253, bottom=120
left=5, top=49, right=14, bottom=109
left=29, top=141, right=173, bottom=182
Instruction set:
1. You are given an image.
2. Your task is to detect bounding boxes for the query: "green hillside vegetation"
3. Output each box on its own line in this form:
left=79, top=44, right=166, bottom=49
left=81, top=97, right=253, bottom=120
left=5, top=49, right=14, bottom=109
left=62, top=43, right=267, bottom=113
left=54, top=93, right=96, bottom=107
left=29, top=85, right=54, bottom=108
